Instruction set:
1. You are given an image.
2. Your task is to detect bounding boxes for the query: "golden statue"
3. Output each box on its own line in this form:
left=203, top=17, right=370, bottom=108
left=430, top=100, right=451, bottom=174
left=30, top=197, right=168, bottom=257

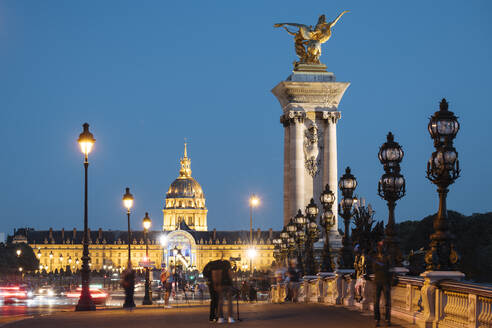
left=274, top=11, right=349, bottom=68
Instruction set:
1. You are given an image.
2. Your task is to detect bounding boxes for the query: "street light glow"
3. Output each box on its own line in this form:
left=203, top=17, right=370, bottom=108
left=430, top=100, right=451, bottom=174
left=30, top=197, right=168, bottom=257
left=250, top=195, right=260, bottom=207
left=142, top=212, right=152, bottom=230
left=159, top=235, right=168, bottom=246
left=78, top=123, right=95, bottom=156
left=247, top=248, right=257, bottom=259
left=122, top=187, right=134, bottom=210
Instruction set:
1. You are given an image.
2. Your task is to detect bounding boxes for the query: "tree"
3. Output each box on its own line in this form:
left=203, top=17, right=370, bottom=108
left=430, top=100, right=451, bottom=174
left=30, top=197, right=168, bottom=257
left=396, top=211, right=492, bottom=282
left=0, top=242, right=39, bottom=276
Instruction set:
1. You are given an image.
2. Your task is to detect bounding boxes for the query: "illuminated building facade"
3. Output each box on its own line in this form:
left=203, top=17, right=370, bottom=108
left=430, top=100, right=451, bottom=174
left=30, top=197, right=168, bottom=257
left=9, top=144, right=277, bottom=273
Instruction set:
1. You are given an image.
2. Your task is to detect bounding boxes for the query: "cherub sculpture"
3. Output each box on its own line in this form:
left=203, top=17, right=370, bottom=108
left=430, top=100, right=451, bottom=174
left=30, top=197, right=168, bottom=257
left=274, top=11, right=349, bottom=66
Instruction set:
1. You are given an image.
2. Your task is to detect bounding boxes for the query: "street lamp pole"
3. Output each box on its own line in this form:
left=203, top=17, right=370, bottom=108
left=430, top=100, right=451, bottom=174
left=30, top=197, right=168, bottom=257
left=122, top=187, right=135, bottom=308
left=425, top=99, right=461, bottom=271
left=76, top=123, right=96, bottom=311
left=338, top=167, right=357, bottom=270
left=320, top=185, right=336, bottom=272
left=304, top=199, right=320, bottom=275
left=249, top=194, right=259, bottom=245
left=293, top=210, right=307, bottom=274
left=378, top=132, right=406, bottom=267
left=142, top=212, right=152, bottom=305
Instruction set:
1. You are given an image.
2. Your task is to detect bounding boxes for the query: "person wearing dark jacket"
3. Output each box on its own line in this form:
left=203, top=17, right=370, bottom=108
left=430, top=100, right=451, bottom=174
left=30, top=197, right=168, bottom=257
left=373, top=241, right=392, bottom=327
left=203, top=259, right=222, bottom=322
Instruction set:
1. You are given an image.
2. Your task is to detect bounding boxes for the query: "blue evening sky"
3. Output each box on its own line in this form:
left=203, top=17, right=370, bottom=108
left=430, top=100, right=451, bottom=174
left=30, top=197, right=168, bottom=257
left=1, top=0, right=491, bottom=236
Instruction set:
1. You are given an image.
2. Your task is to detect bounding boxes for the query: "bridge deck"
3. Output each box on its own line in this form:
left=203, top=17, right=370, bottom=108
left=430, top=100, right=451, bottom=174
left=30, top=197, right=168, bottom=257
left=4, top=303, right=416, bottom=328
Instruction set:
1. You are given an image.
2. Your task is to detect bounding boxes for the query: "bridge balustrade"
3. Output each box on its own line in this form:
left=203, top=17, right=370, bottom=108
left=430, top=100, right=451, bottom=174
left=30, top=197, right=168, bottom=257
left=269, top=274, right=492, bottom=328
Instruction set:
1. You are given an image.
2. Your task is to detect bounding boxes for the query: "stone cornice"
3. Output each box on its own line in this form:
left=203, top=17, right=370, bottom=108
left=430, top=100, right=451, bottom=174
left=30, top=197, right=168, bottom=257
left=272, top=81, right=350, bottom=112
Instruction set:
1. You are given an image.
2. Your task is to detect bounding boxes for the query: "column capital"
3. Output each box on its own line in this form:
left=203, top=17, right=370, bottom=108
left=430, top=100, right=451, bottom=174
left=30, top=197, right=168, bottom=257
left=280, top=111, right=306, bottom=125
left=322, top=111, right=341, bottom=124
left=288, top=111, right=306, bottom=124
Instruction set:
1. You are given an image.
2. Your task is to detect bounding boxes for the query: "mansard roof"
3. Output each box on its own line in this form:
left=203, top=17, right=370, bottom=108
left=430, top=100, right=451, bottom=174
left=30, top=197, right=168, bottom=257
left=8, top=227, right=280, bottom=246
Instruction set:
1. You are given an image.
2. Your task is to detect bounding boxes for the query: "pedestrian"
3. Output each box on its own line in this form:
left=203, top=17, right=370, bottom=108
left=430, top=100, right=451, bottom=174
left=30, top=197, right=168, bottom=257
left=286, top=259, right=300, bottom=302
left=240, top=281, right=249, bottom=301
left=160, top=264, right=173, bottom=308
left=373, top=240, right=392, bottom=327
left=203, top=259, right=221, bottom=323
left=121, top=265, right=135, bottom=309
left=248, top=280, right=257, bottom=303
left=216, top=259, right=235, bottom=323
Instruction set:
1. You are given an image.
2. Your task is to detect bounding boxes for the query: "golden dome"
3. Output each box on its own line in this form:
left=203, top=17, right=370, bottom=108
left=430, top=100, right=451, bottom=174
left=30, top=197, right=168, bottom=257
left=167, top=177, right=204, bottom=199
left=166, top=142, right=205, bottom=200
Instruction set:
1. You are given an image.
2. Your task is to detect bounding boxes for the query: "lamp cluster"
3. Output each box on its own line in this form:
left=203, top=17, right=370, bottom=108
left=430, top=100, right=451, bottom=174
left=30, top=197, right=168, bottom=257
left=377, top=132, right=406, bottom=266
left=338, top=167, right=358, bottom=269
left=425, top=99, right=461, bottom=270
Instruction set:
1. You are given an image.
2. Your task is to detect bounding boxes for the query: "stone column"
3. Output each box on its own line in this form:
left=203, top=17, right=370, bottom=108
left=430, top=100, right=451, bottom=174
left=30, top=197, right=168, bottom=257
left=272, top=70, right=349, bottom=233
left=324, top=111, right=341, bottom=233
left=281, top=115, right=291, bottom=226
left=290, top=111, right=305, bottom=217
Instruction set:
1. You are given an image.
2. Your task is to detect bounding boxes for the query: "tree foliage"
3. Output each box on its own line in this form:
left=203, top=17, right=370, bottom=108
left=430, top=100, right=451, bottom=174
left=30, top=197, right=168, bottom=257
left=0, top=242, right=39, bottom=274
left=396, top=211, right=492, bottom=282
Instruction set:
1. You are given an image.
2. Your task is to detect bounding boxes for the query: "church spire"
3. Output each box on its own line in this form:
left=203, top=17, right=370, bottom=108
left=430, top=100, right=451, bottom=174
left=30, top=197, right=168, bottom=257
left=179, top=141, right=192, bottom=178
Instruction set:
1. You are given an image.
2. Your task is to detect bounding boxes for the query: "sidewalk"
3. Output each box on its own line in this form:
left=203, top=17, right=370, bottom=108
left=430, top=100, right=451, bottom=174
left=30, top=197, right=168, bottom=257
left=3, top=303, right=416, bottom=328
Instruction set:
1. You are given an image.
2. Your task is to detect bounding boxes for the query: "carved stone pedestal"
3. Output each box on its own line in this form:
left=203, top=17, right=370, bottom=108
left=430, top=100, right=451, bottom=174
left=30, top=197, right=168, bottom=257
left=273, top=69, right=350, bottom=247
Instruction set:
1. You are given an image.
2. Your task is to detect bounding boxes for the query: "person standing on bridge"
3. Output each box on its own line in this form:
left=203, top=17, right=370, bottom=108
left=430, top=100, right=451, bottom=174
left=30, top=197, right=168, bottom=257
left=373, top=240, right=392, bottom=327
left=160, top=264, right=173, bottom=309
left=203, top=259, right=221, bottom=322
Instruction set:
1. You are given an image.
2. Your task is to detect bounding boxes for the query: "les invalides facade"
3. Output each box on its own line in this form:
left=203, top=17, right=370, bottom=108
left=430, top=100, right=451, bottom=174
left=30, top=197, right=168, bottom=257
left=9, top=144, right=277, bottom=273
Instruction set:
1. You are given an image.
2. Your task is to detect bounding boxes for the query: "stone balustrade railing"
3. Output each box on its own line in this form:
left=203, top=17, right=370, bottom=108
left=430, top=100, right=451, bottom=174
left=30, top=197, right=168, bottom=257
left=270, top=272, right=492, bottom=328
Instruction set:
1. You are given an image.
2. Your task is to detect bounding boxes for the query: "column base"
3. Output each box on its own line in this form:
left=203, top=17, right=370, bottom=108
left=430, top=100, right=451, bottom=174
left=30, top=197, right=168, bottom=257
left=75, top=297, right=96, bottom=311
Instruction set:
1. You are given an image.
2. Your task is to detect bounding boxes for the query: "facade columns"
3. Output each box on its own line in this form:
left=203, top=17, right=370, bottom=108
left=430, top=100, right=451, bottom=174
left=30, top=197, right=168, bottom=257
left=289, top=111, right=306, bottom=218
left=323, top=111, right=341, bottom=232
left=281, top=115, right=291, bottom=226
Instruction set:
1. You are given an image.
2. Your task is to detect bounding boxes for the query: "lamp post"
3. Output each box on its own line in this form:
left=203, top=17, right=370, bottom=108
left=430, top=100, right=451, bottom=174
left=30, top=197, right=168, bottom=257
left=293, top=210, right=307, bottom=274
left=247, top=248, right=257, bottom=275
left=142, top=212, right=152, bottom=305
left=320, top=184, right=336, bottom=272
left=304, top=199, right=320, bottom=275
left=279, top=228, right=291, bottom=265
left=338, top=167, right=357, bottom=269
left=76, top=122, right=96, bottom=311
left=37, top=249, right=41, bottom=260
left=16, top=249, right=21, bottom=257
left=122, top=187, right=135, bottom=308
left=49, top=251, right=53, bottom=273
left=378, top=132, right=406, bottom=267
left=249, top=194, right=259, bottom=245
left=172, top=246, right=179, bottom=294
left=425, top=99, right=461, bottom=271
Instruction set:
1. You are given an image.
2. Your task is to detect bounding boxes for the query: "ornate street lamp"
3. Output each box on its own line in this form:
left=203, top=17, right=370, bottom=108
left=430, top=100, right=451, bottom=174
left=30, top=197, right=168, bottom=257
left=16, top=249, right=21, bottom=257
left=293, top=210, right=307, bottom=274
left=378, top=132, right=406, bottom=267
left=76, top=123, right=96, bottom=311
left=304, top=199, right=319, bottom=275
left=142, top=212, right=153, bottom=305
left=279, top=228, right=290, bottom=263
left=249, top=194, right=260, bottom=245
left=37, top=249, right=41, bottom=259
left=122, top=187, right=135, bottom=308
left=338, top=167, right=357, bottom=269
left=320, top=184, right=336, bottom=272
left=425, top=99, right=460, bottom=270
